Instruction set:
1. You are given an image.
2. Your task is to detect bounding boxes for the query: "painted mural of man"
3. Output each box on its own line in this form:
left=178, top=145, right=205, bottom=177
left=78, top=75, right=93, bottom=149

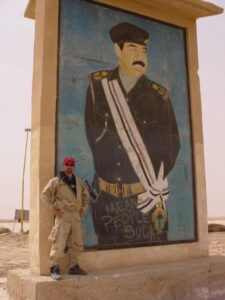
left=85, top=22, right=180, bottom=248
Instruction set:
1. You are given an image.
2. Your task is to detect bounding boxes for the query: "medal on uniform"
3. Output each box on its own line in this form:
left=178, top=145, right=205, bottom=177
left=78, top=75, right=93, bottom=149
left=151, top=202, right=167, bottom=233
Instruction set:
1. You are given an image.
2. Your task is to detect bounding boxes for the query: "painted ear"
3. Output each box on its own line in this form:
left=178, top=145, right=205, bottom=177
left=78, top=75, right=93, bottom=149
left=114, top=43, right=122, bottom=58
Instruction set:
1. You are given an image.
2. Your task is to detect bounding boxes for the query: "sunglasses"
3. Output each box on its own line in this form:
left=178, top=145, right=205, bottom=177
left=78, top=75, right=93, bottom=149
left=65, top=163, right=74, bottom=167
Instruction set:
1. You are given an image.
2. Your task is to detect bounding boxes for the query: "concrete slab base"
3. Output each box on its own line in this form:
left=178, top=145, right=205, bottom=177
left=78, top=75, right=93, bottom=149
left=0, top=277, right=8, bottom=300
left=7, top=256, right=225, bottom=300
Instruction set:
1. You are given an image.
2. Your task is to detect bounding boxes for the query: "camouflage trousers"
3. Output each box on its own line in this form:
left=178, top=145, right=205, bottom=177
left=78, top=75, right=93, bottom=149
left=48, top=210, right=83, bottom=267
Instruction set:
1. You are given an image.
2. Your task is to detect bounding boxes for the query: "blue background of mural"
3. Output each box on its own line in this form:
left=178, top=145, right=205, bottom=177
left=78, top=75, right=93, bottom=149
left=57, top=0, right=196, bottom=246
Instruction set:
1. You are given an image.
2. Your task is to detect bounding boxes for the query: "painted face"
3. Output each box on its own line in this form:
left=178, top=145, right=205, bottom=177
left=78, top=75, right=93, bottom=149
left=63, top=163, right=74, bottom=176
left=115, top=41, right=148, bottom=77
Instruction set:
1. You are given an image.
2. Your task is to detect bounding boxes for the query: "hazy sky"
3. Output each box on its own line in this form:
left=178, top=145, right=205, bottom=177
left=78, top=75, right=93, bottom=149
left=0, top=0, right=224, bottom=219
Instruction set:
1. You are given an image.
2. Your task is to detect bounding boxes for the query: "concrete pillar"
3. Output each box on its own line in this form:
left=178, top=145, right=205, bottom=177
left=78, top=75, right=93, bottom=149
left=29, top=0, right=59, bottom=275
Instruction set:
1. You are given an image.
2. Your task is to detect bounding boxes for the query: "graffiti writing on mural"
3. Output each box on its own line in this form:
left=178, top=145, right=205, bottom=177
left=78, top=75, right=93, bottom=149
left=101, top=198, right=154, bottom=241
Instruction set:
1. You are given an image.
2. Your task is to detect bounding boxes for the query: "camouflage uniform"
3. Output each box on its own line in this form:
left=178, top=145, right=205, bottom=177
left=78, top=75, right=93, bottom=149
left=41, top=173, right=89, bottom=267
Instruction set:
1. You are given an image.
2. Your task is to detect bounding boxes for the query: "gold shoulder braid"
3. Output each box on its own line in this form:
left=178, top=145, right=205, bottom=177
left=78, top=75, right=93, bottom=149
left=93, top=70, right=109, bottom=81
left=88, top=70, right=109, bottom=105
left=151, top=81, right=167, bottom=96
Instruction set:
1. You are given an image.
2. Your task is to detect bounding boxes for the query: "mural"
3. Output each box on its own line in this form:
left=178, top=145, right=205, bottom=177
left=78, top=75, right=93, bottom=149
left=57, top=0, right=197, bottom=249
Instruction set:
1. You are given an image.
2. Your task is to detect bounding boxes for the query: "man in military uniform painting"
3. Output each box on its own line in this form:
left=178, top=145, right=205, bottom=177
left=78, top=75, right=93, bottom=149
left=85, top=22, right=180, bottom=248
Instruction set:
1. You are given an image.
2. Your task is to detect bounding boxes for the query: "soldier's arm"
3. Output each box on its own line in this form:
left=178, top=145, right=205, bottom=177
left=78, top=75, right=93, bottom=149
left=160, top=95, right=180, bottom=176
left=85, top=72, right=109, bottom=150
left=85, top=85, right=98, bottom=149
left=150, top=81, right=180, bottom=177
left=40, top=178, right=58, bottom=210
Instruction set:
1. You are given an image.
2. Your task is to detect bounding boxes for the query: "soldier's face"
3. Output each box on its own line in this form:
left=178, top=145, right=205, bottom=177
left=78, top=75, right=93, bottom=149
left=63, top=163, right=74, bottom=176
left=115, top=41, right=148, bottom=77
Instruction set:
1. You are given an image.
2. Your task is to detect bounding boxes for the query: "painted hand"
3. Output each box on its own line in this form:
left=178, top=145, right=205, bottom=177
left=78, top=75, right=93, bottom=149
left=82, top=188, right=89, bottom=200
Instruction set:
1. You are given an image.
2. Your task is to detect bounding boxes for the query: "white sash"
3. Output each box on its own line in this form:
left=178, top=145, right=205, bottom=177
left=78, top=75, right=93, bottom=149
left=101, top=78, right=169, bottom=214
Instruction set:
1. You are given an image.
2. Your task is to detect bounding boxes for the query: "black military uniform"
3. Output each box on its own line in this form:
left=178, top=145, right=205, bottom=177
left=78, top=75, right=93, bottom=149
left=85, top=23, right=180, bottom=249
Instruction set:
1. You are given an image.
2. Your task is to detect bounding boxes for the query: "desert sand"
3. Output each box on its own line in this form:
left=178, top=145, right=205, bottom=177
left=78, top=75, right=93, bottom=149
left=0, top=220, right=225, bottom=299
left=0, top=223, right=29, bottom=299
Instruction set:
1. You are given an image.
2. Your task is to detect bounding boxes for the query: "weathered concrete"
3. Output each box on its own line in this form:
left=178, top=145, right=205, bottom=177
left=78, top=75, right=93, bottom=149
left=7, top=256, right=225, bottom=300
left=0, top=277, right=8, bottom=300
left=23, top=0, right=225, bottom=276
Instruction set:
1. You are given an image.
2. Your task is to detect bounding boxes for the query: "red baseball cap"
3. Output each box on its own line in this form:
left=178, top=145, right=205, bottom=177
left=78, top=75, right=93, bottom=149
left=63, top=156, right=76, bottom=166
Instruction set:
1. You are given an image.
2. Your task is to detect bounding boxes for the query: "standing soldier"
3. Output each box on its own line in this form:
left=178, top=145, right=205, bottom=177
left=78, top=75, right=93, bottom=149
left=41, top=156, right=89, bottom=280
left=85, top=22, right=180, bottom=247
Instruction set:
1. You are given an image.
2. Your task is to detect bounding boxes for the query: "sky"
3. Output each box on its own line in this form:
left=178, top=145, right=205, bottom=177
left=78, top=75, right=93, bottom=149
left=0, top=0, right=224, bottom=220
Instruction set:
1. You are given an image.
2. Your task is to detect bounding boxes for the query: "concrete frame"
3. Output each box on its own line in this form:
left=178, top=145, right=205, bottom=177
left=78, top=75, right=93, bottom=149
left=25, top=0, right=223, bottom=275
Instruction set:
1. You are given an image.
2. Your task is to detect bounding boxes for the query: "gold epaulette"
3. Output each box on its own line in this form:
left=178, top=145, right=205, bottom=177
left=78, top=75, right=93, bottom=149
left=151, top=81, right=168, bottom=97
left=92, top=70, right=109, bottom=81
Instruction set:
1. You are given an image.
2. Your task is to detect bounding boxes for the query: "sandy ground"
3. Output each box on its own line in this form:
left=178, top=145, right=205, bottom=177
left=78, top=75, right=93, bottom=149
left=0, top=222, right=29, bottom=299
left=0, top=222, right=29, bottom=234
left=0, top=232, right=28, bottom=299
left=0, top=220, right=225, bottom=299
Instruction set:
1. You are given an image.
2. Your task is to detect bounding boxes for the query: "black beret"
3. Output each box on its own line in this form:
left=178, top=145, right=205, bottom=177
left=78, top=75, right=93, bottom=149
left=109, top=22, right=149, bottom=45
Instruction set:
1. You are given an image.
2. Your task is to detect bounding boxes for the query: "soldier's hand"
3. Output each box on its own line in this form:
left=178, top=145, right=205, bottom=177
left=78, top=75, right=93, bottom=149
left=53, top=208, right=63, bottom=218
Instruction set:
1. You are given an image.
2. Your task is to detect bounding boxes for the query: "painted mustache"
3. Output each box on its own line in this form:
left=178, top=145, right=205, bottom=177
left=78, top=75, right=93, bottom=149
left=132, top=61, right=145, bottom=67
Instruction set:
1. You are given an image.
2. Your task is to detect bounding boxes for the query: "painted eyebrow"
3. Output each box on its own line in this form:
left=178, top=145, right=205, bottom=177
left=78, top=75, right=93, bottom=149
left=128, top=44, right=148, bottom=50
left=128, top=44, right=137, bottom=48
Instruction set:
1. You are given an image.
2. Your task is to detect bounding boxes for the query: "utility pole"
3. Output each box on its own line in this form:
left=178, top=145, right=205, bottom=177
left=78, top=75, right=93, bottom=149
left=20, top=128, right=31, bottom=233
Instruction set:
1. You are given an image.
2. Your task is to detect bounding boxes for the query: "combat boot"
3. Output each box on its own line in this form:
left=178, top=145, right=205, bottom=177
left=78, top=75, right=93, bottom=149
left=50, top=265, right=61, bottom=280
left=69, top=264, right=87, bottom=275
